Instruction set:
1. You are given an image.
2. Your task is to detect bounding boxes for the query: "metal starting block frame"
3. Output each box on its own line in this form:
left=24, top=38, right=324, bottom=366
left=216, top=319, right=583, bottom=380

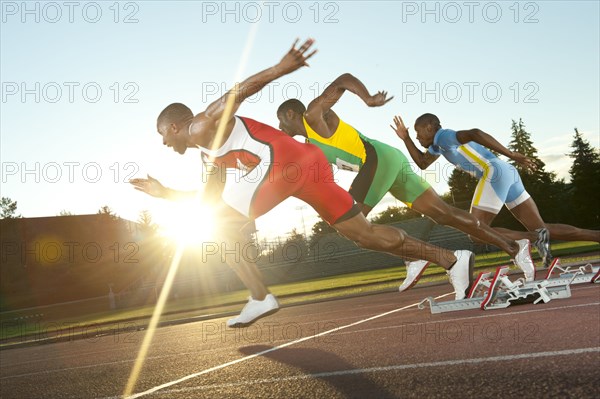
left=419, top=264, right=575, bottom=314
left=543, top=258, right=600, bottom=284
left=478, top=266, right=572, bottom=310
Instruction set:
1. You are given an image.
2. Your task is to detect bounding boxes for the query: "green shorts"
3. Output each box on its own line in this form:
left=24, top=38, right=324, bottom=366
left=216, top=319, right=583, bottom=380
left=349, top=139, right=430, bottom=208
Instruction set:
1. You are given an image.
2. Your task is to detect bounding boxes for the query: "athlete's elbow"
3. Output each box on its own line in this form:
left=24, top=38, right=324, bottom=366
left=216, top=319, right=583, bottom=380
left=332, top=73, right=355, bottom=87
left=417, top=158, right=429, bottom=170
left=336, top=73, right=354, bottom=82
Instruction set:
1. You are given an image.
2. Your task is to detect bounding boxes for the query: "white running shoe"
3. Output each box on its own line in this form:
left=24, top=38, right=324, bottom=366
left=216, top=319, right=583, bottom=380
left=514, top=239, right=535, bottom=282
left=226, top=294, right=279, bottom=328
left=447, top=250, right=474, bottom=300
left=399, top=260, right=430, bottom=292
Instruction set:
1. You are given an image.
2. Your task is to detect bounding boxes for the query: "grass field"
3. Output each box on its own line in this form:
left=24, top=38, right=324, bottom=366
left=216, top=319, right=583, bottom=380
left=1, top=241, right=598, bottom=344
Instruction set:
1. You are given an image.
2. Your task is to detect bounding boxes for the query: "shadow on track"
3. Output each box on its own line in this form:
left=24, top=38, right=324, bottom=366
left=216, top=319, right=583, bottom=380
left=239, top=345, right=396, bottom=398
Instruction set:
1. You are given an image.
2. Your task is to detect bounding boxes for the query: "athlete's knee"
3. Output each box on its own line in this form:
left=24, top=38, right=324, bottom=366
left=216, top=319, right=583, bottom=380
left=423, top=203, right=455, bottom=226
left=467, top=231, right=488, bottom=244
left=430, top=211, right=455, bottom=226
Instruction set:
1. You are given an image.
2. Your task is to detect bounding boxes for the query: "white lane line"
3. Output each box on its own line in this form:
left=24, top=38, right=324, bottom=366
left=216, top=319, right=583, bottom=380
left=0, top=294, right=443, bottom=381
left=335, top=301, right=600, bottom=337
left=121, top=296, right=438, bottom=399
left=6, top=300, right=599, bottom=381
left=114, top=347, right=600, bottom=396
left=14, top=287, right=593, bottom=397
left=0, top=293, right=449, bottom=381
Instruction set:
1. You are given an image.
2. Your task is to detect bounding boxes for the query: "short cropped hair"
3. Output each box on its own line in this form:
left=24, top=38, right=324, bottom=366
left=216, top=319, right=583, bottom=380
left=277, top=99, right=306, bottom=116
left=415, top=113, right=441, bottom=130
left=157, top=103, right=193, bottom=126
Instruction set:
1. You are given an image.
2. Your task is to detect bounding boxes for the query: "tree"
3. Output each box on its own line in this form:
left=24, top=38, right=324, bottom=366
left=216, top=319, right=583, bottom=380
left=494, top=119, right=570, bottom=227
left=97, top=205, right=118, bottom=220
left=307, top=217, right=337, bottom=252
left=507, top=119, right=548, bottom=180
left=310, top=218, right=335, bottom=237
left=370, top=205, right=420, bottom=224
left=137, top=209, right=153, bottom=226
left=58, top=210, right=73, bottom=216
left=446, top=169, right=478, bottom=209
left=137, top=210, right=158, bottom=236
left=0, top=197, right=21, bottom=219
left=95, top=205, right=121, bottom=239
left=267, top=228, right=309, bottom=263
left=284, top=228, right=309, bottom=261
left=567, top=128, right=600, bottom=227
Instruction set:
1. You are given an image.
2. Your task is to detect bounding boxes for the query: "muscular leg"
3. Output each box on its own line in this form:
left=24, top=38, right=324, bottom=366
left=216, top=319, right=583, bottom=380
left=470, top=206, right=538, bottom=241
left=356, top=200, right=423, bottom=262
left=333, top=211, right=457, bottom=269
left=226, top=253, right=270, bottom=300
left=509, top=198, right=600, bottom=242
left=468, top=200, right=538, bottom=242
left=544, top=223, right=600, bottom=242
left=219, top=208, right=270, bottom=300
left=469, top=206, right=540, bottom=247
left=469, top=207, right=499, bottom=239
left=411, top=188, right=520, bottom=257
left=489, top=227, right=537, bottom=242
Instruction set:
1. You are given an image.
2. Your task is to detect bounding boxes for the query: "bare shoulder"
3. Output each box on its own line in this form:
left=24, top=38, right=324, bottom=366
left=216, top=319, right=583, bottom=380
left=323, top=109, right=340, bottom=129
left=303, top=105, right=321, bottom=126
left=304, top=108, right=335, bottom=139
left=189, top=112, right=215, bottom=136
left=189, top=111, right=235, bottom=148
left=455, top=128, right=479, bottom=144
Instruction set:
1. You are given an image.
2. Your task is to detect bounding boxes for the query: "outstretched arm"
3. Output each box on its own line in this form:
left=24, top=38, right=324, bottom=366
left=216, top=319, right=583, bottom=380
left=192, top=38, right=317, bottom=142
left=306, top=73, right=392, bottom=120
left=391, top=115, right=439, bottom=169
left=456, top=129, right=537, bottom=170
left=129, top=172, right=224, bottom=204
left=129, top=175, right=197, bottom=201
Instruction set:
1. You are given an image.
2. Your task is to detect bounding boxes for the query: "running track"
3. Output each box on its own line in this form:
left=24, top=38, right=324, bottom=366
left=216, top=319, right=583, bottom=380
left=1, top=279, right=599, bottom=398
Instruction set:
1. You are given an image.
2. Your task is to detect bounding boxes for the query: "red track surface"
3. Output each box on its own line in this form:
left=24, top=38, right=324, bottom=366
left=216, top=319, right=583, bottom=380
left=1, top=278, right=599, bottom=398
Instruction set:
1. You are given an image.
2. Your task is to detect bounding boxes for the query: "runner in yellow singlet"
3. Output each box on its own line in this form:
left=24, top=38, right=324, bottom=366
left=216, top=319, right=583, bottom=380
left=277, top=73, right=540, bottom=286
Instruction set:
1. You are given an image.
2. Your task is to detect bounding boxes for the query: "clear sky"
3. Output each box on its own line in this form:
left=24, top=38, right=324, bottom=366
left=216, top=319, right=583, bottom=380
left=1, top=0, right=599, bottom=240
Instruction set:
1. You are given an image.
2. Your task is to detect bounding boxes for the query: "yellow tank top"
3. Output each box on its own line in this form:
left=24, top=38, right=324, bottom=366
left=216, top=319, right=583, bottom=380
left=303, top=117, right=367, bottom=172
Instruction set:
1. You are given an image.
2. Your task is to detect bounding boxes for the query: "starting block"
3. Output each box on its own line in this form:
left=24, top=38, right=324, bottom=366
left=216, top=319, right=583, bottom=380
left=544, top=258, right=600, bottom=284
left=419, top=265, right=573, bottom=314
left=479, top=266, right=571, bottom=310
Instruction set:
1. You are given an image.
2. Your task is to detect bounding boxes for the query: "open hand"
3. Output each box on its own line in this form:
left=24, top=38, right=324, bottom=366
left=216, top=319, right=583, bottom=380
left=278, top=38, right=317, bottom=75
left=129, top=175, right=167, bottom=198
left=511, top=152, right=538, bottom=171
left=366, top=91, right=393, bottom=107
left=390, top=115, right=410, bottom=141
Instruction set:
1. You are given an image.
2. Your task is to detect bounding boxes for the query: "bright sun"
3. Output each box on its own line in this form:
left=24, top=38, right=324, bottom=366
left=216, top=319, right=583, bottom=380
left=156, top=204, right=216, bottom=247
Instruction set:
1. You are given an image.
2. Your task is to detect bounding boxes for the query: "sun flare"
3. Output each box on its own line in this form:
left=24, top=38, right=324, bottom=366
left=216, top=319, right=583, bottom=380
left=157, top=204, right=216, bottom=247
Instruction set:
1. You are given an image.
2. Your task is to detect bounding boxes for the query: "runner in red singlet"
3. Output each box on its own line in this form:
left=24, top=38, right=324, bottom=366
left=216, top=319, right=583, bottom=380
left=131, top=39, right=475, bottom=327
